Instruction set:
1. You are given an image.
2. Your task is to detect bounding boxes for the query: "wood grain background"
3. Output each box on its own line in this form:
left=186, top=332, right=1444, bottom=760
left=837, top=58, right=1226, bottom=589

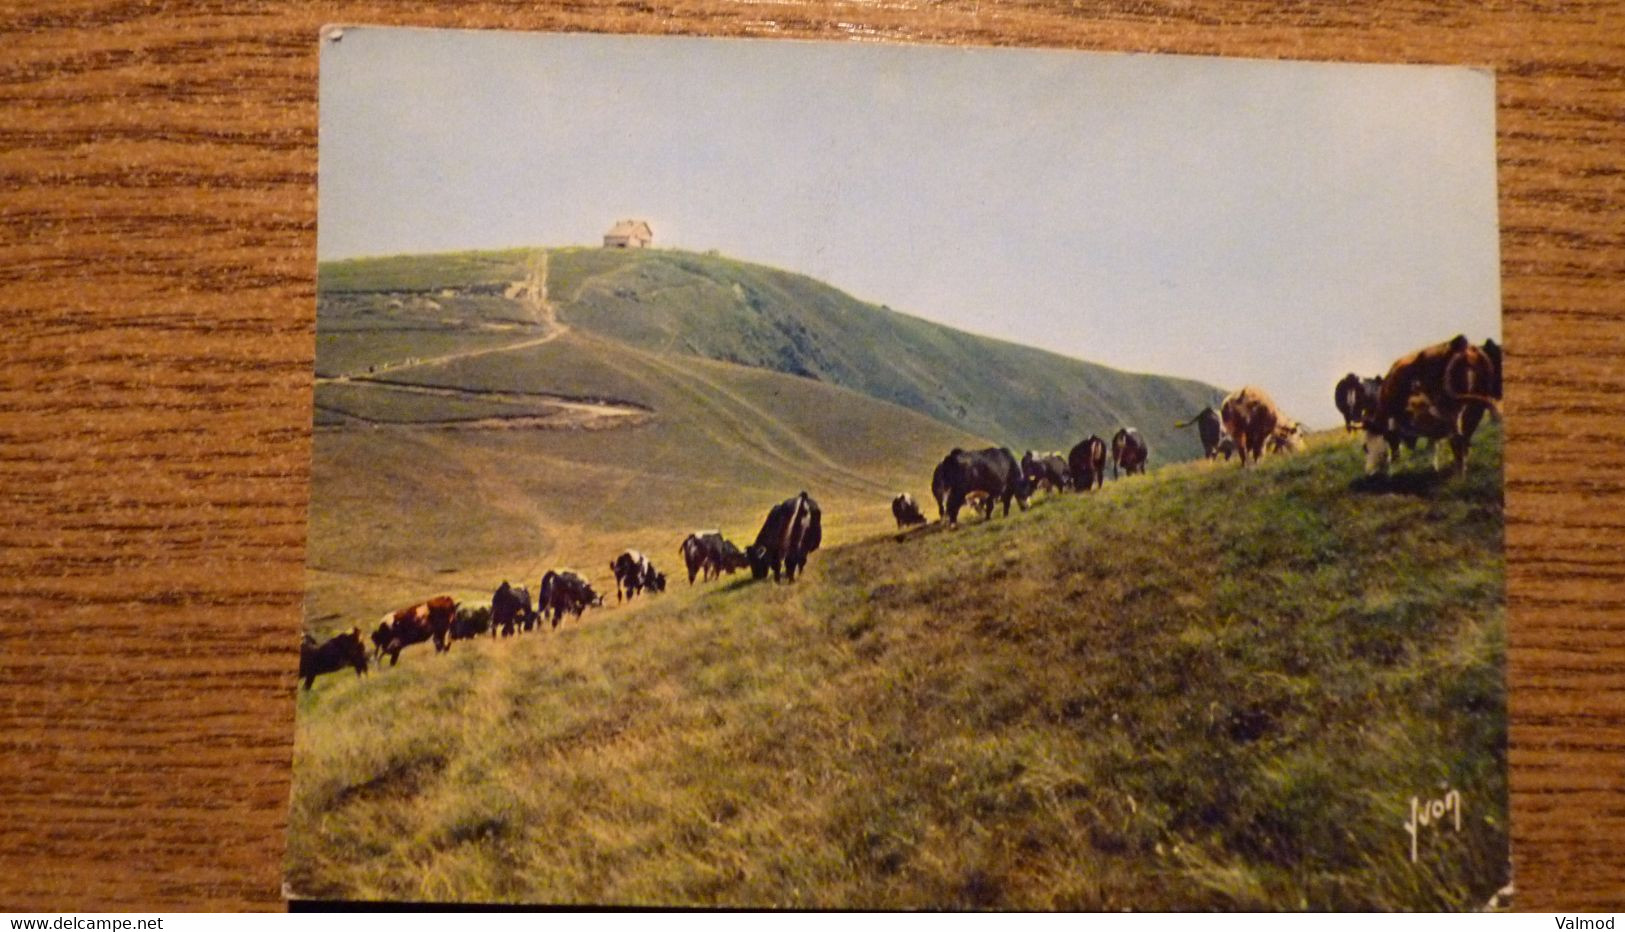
left=2, top=0, right=1622, bottom=912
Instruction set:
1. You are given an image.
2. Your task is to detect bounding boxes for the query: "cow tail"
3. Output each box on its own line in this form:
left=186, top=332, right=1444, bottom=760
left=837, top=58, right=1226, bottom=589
left=1444, top=352, right=1504, bottom=418
left=780, top=496, right=805, bottom=562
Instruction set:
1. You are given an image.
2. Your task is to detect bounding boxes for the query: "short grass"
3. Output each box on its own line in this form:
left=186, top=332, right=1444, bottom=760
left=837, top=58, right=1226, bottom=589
left=303, top=329, right=989, bottom=631
left=316, top=330, right=546, bottom=379
left=544, top=247, right=1227, bottom=457
left=318, top=249, right=536, bottom=293
left=289, top=426, right=1506, bottom=909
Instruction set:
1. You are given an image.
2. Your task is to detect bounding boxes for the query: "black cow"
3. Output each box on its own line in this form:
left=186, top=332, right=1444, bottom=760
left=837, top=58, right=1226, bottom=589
left=449, top=607, right=490, bottom=641
left=643, top=562, right=667, bottom=595
left=1110, top=428, right=1149, bottom=477
left=516, top=587, right=541, bottom=631
left=679, top=531, right=748, bottom=584
left=1334, top=373, right=1383, bottom=432
left=679, top=532, right=713, bottom=585
left=1067, top=435, right=1107, bottom=492
left=490, top=581, right=535, bottom=637
left=538, top=570, right=602, bottom=629
left=1021, top=450, right=1071, bottom=494
left=299, top=628, right=368, bottom=690
left=1174, top=406, right=1224, bottom=459
left=611, top=550, right=665, bottom=603
left=932, top=447, right=1033, bottom=528
left=746, top=492, right=823, bottom=582
left=715, top=539, right=747, bottom=578
left=892, top=493, right=927, bottom=529
left=1110, top=428, right=1149, bottom=479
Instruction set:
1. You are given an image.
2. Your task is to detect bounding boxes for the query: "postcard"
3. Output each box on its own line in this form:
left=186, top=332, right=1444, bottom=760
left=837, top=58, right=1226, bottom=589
left=289, top=28, right=1505, bottom=909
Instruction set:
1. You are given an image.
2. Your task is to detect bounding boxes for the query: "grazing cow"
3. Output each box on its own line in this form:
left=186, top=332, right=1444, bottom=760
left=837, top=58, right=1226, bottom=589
left=1110, top=428, right=1149, bottom=479
left=490, top=581, right=535, bottom=637
left=712, top=539, right=748, bottom=580
left=300, top=628, right=368, bottom=690
left=1214, top=434, right=1238, bottom=461
left=932, top=447, right=1033, bottom=527
left=1362, top=335, right=1500, bottom=478
left=746, top=491, right=823, bottom=582
left=1021, top=450, right=1072, bottom=494
left=679, top=531, right=749, bottom=584
left=892, top=493, right=927, bottom=529
left=611, top=550, right=665, bottom=603
left=962, top=490, right=997, bottom=521
left=1334, top=373, right=1383, bottom=432
left=643, top=562, right=667, bottom=595
left=537, top=570, right=602, bottom=629
left=516, top=587, right=540, bottom=632
left=679, top=531, right=713, bottom=585
left=1174, top=407, right=1225, bottom=459
left=449, top=607, right=489, bottom=641
left=1067, top=435, right=1107, bottom=491
left=1220, top=386, right=1304, bottom=467
left=1266, top=422, right=1308, bottom=454
left=378, top=596, right=458, bottom=666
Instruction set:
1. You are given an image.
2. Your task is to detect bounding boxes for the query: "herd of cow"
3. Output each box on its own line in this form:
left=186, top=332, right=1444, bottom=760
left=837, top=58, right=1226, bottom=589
left=298, top=491, right=826, bottom=690
left=300, top=333, right=1501, bottom=692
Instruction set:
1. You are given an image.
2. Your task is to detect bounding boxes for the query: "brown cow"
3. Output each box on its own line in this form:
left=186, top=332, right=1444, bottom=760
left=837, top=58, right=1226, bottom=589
left=1363, top=335, right=1500, bottom=478
left=961, top=490, right=997, bottom=521
left=1266, top=422, right=1308, bottom=454
left=379, top=595, right=458, bottom=666
left=1220, top=386, right=1304, bottom=467
left=300, top=628, right=368, bottom=690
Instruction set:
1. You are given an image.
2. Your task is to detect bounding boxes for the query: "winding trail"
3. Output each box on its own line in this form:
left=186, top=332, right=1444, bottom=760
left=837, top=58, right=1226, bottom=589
left=316, top=251, right=649, bottom=430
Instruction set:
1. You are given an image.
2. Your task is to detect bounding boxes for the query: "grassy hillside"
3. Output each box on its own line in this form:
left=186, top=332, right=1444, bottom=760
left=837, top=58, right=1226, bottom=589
left=307, top=245, right=1226, bottom=632
left=305, top=329, right=989, bottom=630
left=320, top=248, right=1226, bottom=458
left=289, top=427, right=1506, bottom=909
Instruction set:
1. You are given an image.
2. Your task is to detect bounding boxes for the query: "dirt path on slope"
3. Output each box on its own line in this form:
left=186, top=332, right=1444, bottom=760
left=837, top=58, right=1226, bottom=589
left=320, top=250, right=568, bottom=384
left=315, top=252, right=656, bottom=431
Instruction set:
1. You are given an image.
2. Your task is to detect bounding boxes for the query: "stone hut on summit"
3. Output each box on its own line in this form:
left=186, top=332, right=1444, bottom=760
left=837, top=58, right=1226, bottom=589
left=603, top=220, right=654, bottom=249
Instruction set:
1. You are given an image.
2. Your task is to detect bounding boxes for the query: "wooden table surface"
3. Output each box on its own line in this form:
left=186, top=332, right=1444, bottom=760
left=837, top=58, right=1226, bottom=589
left=2, top=0, right=1622, bottom=912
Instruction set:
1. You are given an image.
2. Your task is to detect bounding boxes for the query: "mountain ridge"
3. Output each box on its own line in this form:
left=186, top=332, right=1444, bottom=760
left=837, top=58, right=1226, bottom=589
left=319, top=246, right=1226, bottom=460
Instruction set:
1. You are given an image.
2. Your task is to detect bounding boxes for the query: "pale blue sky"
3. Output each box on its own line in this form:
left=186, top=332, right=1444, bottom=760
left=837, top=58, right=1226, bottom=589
left=319, top=29, right=1500, bottom=427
